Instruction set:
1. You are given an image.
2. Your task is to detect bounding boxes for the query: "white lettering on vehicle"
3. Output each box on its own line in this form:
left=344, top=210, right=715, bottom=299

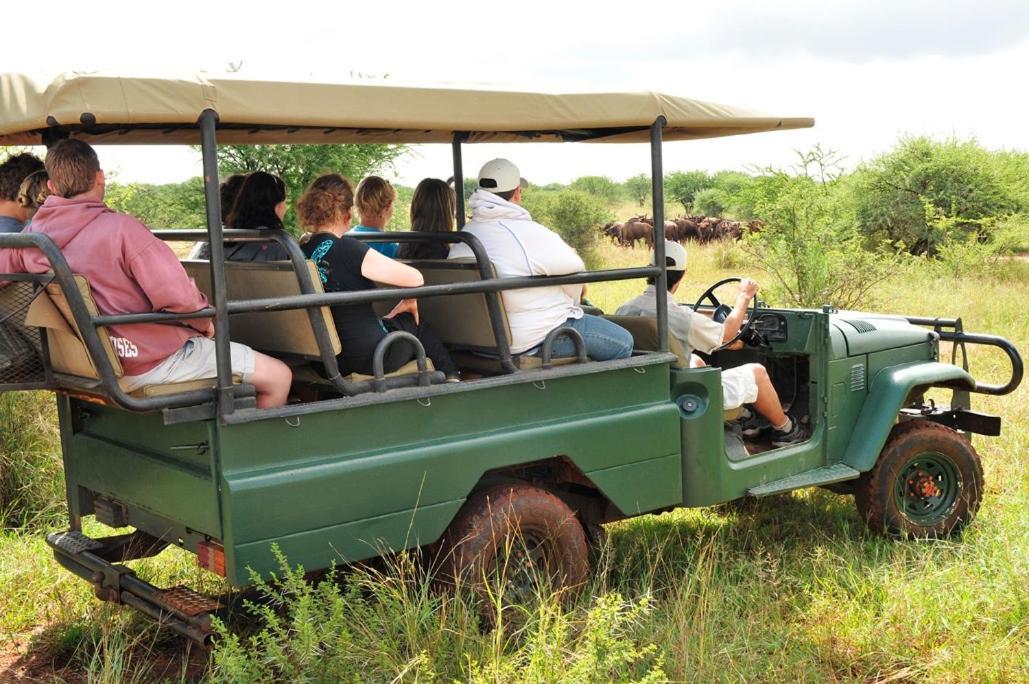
left=109, top=336, right=139, bottom=358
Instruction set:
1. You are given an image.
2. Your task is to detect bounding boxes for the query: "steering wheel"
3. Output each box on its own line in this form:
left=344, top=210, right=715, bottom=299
left=691, top=277, right=762, bottom=350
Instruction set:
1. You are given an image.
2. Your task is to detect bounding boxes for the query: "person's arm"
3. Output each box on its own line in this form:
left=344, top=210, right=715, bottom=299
left=127, top=238, right=212, bottom=334
left=720, top=278, right=759, bottom=344
left=360, top=248, right=424, bottom=287
left=0, top=246, right=27, bottom=287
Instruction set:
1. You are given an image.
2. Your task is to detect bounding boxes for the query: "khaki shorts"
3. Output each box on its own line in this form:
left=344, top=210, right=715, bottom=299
left=119, top=337, right=255, bottom=392
left=721, top=365, right=759, bottom=410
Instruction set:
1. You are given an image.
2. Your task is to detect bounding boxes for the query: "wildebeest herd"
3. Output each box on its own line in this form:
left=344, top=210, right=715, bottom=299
left=601, top=215, right=763, bottom=248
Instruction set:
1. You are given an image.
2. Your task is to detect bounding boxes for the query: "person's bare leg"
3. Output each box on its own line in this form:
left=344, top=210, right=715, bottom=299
left=690, top=353, right=707, bottom=368
left=749, top=364, right=788, bottom=428
left=250, top=352, right=292, bottom=408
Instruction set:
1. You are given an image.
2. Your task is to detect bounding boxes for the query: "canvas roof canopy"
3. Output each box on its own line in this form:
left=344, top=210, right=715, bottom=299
left=0, top=72, right=813, bottom=147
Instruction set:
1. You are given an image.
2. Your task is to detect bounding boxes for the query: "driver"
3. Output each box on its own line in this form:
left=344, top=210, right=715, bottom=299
left=616, top=240, right=808, bottom=447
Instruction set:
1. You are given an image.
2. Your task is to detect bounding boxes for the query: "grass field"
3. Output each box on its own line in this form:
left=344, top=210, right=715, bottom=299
left=0, top=241, right=1025, bottom=682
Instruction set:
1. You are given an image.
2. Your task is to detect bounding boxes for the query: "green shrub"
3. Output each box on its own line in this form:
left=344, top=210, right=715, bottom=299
left=522, top=189, right=611, bottom=269
left=850, top=136, right=1021, bottom=255
left=0, top=391, right=63, bottom=529
left=741, top=173, right=898, bottom=309
left=665, top=171, right=713, bottom=213
left=693, top=187, right=729, bottom=217
left=570, top=175, right=624, bottom=205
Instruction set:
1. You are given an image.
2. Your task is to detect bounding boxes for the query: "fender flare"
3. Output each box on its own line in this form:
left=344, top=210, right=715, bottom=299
left=843, top=361, right=975, bottom=472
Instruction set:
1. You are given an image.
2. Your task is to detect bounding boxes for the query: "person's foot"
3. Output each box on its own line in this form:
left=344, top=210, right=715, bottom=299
left=738, top=408, right=770, bottom=438
left=445, top=374, right=461, bottom=383
left=771, top=416, right=809, bottom=447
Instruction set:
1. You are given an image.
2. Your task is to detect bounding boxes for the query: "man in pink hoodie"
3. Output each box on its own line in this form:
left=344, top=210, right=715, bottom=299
left=0, top=139, right=291, bottom=408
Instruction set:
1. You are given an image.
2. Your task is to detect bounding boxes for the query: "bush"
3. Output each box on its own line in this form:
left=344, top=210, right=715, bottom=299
left=0, top=391, right=63, bottom=529
left=522, top=189, right=611, bottom=270
left=741, top=173, right=898, bottom=309
left=665, top=171, right=712, bottom=213
left=210, top=547, right=665, bottom=683
left=570, top=175, right=624, bottom=205
left=693, top=188, right=729, bottom=217
left=850, top=136, right=1021, bottom=255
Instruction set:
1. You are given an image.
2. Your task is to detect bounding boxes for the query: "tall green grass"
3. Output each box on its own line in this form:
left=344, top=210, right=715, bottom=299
left=0, top=243, right=1025, bottom=681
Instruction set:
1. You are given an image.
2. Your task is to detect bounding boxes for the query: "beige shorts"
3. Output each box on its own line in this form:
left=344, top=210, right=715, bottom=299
left=119, top=337, right=255, bottom=392
left=721, top=365, right=759, bottom=410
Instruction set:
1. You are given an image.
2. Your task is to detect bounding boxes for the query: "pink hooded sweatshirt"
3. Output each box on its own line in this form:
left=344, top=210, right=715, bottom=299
left=0, top=196, right=210, bottom=376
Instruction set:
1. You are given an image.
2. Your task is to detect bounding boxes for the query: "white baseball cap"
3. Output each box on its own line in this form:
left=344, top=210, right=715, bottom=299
left=657, top=240, right=687, bottom=271
left=477, top=158, right=521, bottom=194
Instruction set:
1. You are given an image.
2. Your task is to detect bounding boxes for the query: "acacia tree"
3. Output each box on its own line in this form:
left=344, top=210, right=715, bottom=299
left=623, top=174, right=650, bottom=208
left=664, top=170, right=712, bottom=213
left=217, top=144, right=407, bottom=230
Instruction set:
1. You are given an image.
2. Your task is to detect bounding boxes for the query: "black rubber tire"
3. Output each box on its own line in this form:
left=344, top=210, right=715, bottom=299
left=855, top=420, right=983, bottom=538
left=437, top=484, right=589, bottom=599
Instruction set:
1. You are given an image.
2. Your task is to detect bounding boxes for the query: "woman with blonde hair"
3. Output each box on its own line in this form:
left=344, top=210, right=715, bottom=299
left=398, top=178, right=456, bottom=260
left=352, top=175, right=399, bottom=257
left=16, top=169, right=50, bottom=223
left=297, top=173, right=458, bottom=381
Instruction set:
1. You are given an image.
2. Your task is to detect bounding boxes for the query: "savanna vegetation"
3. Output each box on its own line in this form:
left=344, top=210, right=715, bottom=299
left=0, top=136, right=1026, bottom=681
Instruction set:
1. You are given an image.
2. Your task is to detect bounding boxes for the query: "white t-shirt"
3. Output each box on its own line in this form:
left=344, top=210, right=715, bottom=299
left=450, top=190, right=584, bottom=353
left=615, top=285, right=724, bottom=355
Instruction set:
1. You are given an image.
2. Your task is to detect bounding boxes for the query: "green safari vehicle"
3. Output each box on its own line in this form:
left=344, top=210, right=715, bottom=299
left=0, top=73, right=1022, bottom=644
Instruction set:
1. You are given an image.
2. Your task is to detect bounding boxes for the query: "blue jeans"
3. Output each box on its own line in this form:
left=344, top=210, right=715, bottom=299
left=545, top=314, right=634, bottom=361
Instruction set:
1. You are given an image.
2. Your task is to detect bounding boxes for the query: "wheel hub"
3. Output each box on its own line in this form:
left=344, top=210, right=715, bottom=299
left=894, top=452, right=961, bottom=524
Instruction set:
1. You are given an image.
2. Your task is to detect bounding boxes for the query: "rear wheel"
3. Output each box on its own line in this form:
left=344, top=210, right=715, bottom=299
left=437, top=484, right=589, bottom=605
left=855, top=420, right=983, bottom=538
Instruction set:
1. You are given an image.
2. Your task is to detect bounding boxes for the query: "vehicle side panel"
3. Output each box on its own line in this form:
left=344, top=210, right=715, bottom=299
left=215, top=364, right=682, bottom=584
left=60, top=400, right=221, bottom=538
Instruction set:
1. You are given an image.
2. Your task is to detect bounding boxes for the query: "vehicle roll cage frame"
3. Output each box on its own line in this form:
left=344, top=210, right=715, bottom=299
left=0, top=109, right=671, bottom=421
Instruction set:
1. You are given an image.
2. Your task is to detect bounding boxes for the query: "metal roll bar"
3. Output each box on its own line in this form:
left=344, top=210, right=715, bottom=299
left=905, top=316, right=1023, bottom=396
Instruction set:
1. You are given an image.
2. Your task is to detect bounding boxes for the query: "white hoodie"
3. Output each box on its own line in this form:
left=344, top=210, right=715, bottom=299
left=450, top=190, right=585, bottom=353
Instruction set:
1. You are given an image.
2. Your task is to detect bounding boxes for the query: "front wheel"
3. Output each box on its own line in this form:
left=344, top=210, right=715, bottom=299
left=855, top=420, right=983, bottom=538
left=437, top=484, right=589, bottom=604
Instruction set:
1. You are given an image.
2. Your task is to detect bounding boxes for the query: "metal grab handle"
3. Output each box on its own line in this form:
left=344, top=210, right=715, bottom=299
left=540, top=326, right=588, bottom=369
left=371, top=330, right=432, bottom=392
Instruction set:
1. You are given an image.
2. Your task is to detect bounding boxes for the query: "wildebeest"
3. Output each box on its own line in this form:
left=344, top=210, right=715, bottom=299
left=604, top=213, right=750, bottom=248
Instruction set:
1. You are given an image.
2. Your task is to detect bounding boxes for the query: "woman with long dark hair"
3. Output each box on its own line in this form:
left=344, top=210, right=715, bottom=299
left=397, top=178, right=456, bottom=260
left=297, top=173, right=459, bottom=381
left=222, top=171, right=289, bottom=261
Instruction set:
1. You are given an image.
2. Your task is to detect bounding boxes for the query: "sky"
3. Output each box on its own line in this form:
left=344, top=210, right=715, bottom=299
left=5, top=0, right=1028, bottom=187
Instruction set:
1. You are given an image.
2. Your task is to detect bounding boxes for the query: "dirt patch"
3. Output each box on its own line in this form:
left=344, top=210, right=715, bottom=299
left=0, top=627, right=209, bottom=683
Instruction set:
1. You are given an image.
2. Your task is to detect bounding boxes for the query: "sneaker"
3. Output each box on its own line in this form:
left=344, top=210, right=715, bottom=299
left=771, top=416, right=809, bottom=447
left=739, top=409, right=770, bottom=438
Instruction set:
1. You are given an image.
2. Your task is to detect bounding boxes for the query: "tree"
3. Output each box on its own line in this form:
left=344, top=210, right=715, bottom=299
left=623, top=174, right=651, bottom=208
left=849, top=136, right=1018, bottom=255
left=105, top=178, right=207, bottom=228
left=664, top=171, right=712, bottom=213
left=740, top=152, right=898, bottom=309
left=693, top=188, right=728, bottom=217
left=217, top=144, right=407, bottom=231
left=569, top=175, right=623, bottom=204
left=522, top=189, right=611, bottom=269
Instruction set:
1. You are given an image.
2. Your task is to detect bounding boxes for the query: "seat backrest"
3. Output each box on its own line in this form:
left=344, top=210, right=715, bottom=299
left=402, top=258, right=514, bottom=351
left=602, top=315, right=689, bottom=368
left=182, top=260, right=341, bottom=358
left=24, top=276, right=124, bottom=378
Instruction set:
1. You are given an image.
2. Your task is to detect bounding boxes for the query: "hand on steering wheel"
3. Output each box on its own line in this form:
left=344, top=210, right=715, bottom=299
left=691, top=276, right=760, bottom=350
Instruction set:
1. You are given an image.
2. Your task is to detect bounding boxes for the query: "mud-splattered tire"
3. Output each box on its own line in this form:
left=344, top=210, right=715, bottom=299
left=437, top=484, right=589, bottom=602
left=855, top=420, right=983, bottom=538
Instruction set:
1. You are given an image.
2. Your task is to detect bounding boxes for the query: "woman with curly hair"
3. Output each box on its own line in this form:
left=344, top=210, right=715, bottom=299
left=297, top=173, right=458, bottom=381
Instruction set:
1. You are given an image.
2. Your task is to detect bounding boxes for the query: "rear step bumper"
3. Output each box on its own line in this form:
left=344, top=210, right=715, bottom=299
left=47, top=530, right=220, bottom=645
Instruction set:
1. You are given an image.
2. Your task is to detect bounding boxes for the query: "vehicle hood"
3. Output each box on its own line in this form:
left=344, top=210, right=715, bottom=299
left=831, top=312, right=936, bottom=356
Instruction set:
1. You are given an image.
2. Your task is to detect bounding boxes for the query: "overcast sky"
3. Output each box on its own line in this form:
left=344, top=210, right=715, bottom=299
left=6, top=0, right=1028, bottom=187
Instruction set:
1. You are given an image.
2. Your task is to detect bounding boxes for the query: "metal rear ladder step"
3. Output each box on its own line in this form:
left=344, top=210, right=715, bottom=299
left=747, top=464, right=860, bottom=497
